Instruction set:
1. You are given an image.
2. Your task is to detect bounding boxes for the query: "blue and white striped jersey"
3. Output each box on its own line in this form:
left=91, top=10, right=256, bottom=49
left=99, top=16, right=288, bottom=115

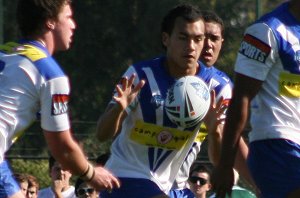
left=0, top=41, right=70, bottom=163
left=105, top=56, right=232, bottom=193
left=235, top=2, right=300, bottom=144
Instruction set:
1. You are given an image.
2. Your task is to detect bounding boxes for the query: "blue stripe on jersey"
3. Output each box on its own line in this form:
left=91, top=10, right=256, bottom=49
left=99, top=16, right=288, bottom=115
left=19, top=40, right=66, bottom=80
left=257, top=2, right=300, bottom=74
left=131, top=57, right=232, bottom=172
left=133, top=57, right=176, bottom=127
left=34, top=57, right=65, bottom=80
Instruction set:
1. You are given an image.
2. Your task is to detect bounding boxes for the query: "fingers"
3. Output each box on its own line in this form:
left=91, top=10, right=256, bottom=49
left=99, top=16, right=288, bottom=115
left=210, top=90, right=216, bottom=108
left=109, top=174, right=121, bottom=189
left=91, top=166, right=121, bottom=191
left=133, top=79, right=146, bottom=92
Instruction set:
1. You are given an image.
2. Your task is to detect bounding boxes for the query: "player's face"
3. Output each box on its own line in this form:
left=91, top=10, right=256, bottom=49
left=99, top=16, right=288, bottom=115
left=52, top=4, right=76, bottom=51
left=27, top=186, right=38, bottom=198
left=201, top=22, right=224, bottom=66
left=188, top=172, right=211, bottom=197
left=50, top=162, right=72, bottom=183
left=162, top=17, right=205, bottom=77
left=20, top=181, right=28, bottom=196
left=77, top=182, right=98, bottom=198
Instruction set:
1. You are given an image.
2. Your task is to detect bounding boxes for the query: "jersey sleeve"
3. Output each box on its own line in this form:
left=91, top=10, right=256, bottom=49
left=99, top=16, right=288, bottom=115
left=40, top=76, right=71, bottom=132
left=234, top=23, right=278, bottom=81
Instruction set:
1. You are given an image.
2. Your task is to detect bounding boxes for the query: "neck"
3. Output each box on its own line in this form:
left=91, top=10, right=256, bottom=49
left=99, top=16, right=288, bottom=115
left=164, top=60, right=199, bottom=79
left=34, top=32, right=54, bottom=55
left=36, top=39, right=46, bottom=48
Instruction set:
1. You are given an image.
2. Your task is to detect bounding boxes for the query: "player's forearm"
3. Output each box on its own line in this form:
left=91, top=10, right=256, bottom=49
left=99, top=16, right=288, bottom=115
left=233, top=138, right=256, bottom=188
left=44, top=130, right=89, bottom=176
left=96, top=104, right=125, bottom=141
left=207, top=123, right=223, bottom=165
left=218, top=98, right=249, bottom=168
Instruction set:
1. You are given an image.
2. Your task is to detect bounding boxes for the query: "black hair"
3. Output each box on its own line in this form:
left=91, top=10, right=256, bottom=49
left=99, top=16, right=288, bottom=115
left=202, top=10, right=225, bottom=37
left=161, top=4, right=203, bottom=36
left=189, top=163, right=212, bottom=181
left=17, top=0, right=72, bottom=38
left=74, top=177, right=84, bottom=196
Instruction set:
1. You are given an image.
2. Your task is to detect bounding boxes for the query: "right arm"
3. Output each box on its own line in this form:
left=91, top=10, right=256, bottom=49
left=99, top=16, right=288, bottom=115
left=96, top=74, right=145, bottom=142
left=211, top=73, right=263, bottom=198
left=44, top=129, right=120, bottom=191
left=96, top=103, right=127, bottom=141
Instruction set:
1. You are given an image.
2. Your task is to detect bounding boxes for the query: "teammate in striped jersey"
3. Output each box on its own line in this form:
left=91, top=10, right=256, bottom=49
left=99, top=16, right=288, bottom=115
left=212, top=1, right=300, bottom=197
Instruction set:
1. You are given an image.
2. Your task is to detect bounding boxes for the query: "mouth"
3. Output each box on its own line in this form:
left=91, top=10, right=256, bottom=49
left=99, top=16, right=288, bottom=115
left=201, top=51, right=212, bottom=60
left=183, top=54, right=195, bottom=60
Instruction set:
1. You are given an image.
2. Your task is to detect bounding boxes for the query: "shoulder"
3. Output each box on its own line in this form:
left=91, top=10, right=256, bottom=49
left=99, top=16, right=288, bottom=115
left=131, top=56, right=164, bottom=70
left=200, top=65, right=232, bottom=86
left=16, top=43, right=66, bottom=81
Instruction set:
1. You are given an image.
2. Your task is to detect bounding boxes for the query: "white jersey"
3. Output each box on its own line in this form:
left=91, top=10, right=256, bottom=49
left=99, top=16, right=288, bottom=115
left=234, top=2, right=300, bottom=144
left=38, top=186, right=76, bottom=198
left=105, top=57, right=232, bottom=193
left=172, top=64, right=232, bottom=191
left=0, top=41, right=70, bottom=163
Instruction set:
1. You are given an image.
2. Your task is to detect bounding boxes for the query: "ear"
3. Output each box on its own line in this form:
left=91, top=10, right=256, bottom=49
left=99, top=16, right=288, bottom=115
left=162, top=32, right=169, bottom=48
left=207, top=183, right=212, bottom=191
left=46, top=20, right=55, bottom=30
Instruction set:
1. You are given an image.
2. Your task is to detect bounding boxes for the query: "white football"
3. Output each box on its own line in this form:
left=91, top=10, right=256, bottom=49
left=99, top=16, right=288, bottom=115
left=165, top=76, right=210, bottom=128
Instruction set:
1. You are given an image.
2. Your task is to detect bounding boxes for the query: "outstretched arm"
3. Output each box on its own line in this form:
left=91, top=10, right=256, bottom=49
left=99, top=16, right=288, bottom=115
left=205, top=93, right=256, bottom=190
left=96, top=74, right=145, bottom=141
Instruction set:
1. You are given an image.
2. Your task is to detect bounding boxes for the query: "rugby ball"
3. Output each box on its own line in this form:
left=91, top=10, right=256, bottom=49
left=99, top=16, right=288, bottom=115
left=165, top=76, right=210, bottom=128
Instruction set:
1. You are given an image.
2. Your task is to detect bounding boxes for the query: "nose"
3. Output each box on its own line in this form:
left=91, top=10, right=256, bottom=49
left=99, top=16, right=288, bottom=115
left=187, top=39, right=196, bottom=51
left=205, top=37, right=213, bottom=48
left=71, top=18, right=76, bottom=30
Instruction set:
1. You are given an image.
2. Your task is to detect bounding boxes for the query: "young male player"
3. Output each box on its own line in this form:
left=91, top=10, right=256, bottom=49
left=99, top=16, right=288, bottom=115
left=0, top=1, right=119, bottom=197
left=96, top=4, right=247, bottom=198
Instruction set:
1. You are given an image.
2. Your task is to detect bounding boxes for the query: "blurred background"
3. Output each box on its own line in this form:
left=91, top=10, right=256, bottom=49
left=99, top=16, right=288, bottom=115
left=1, top=0, right=283, bottom=188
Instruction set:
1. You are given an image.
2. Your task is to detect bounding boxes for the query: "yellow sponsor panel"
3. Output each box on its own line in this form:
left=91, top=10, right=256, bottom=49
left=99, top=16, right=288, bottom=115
left=130, top=120, right=207, bottom=150
left=279, top=72, right=300, bottom=97
left=0, top=42, right=47, bottom=62
left=18, top=45, right=47, bottom=62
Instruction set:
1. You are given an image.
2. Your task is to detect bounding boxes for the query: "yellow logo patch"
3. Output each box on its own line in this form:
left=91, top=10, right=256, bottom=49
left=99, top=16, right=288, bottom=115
left=130, top=120, right=206, bottom=150
left=279, top=72, right=300, bottom=97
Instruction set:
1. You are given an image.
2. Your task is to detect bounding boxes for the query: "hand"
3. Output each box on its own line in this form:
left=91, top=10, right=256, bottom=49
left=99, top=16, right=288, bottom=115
left=89, top=166, right=121, bottom=191
left=204, top=90, right=227, bottom=131
left=211, top=165, right=234, bottom=198
left=52, top=179, right=64, bottom=197
left=114, top=74, right=145, bottom=110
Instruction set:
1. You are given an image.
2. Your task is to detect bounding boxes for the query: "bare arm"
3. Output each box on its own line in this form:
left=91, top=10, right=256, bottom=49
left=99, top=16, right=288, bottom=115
left=44, top=130, right=120, bottom=191
left=96, top=103, right=127, bottom=141
left=205, top=95, right=255, bottom=189
left=96, top=74, right=145, bottom=142
left=211, top=73, right=263, bottom=197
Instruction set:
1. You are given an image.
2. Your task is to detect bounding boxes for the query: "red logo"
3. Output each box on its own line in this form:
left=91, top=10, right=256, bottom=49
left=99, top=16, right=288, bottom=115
left=52, top=94, right=69, bottom=115
left=157, top=130, right=173, bottom=144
